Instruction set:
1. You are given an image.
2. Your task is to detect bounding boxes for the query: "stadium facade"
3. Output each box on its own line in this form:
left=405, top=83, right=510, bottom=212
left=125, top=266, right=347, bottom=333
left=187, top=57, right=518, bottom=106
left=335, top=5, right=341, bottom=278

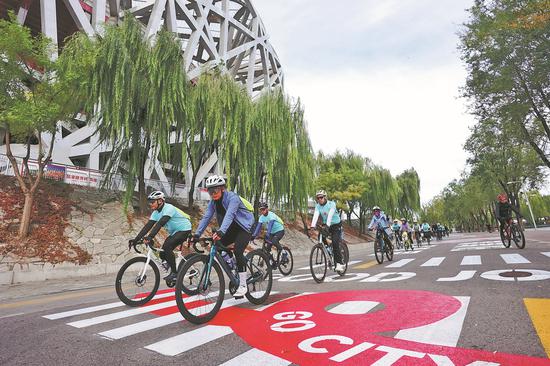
left=0, top=0, right=283, bottom=199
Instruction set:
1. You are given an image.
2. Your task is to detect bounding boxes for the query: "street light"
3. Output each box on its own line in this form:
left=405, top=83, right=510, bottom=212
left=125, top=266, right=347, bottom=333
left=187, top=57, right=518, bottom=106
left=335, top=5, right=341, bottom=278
left=506, top=181, right=537, bottom=230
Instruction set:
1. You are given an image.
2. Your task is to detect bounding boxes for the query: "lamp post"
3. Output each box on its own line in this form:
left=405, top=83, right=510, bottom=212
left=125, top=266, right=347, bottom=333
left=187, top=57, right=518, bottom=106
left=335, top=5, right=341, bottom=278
left=506, top=181, right=537, bottom=230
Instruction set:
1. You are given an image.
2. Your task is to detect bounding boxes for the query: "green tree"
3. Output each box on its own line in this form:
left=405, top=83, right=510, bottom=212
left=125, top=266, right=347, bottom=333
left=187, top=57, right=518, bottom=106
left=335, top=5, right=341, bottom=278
left=70, top=16, right=190, bottom=213
left=0, top=15, right=88, bottom=237
left=396, top=168, right=421, bottom=219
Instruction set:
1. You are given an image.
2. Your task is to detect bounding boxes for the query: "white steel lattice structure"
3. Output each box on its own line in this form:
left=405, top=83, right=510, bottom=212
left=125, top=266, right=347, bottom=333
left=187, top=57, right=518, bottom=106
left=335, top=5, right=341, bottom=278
left=0, top=0, right=283, bottom=198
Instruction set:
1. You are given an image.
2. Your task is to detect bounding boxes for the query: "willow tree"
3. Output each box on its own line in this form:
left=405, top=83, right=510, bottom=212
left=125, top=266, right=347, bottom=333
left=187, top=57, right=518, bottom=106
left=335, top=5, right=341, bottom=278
left=0, top=15, right=90, bottom=237
left=396, top=168, right=421, bottom=218
left=72, top=16, right=189, bottom=213
left=361, top=165, right=400, bottom=220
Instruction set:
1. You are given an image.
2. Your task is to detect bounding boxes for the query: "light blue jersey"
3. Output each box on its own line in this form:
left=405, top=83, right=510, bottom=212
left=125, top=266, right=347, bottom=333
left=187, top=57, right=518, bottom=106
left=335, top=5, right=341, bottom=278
left=258, top=211, right=284, bottom=234
left=314, top=200, right=341, bottom=226
left=150, top=203, right=192, bottom=236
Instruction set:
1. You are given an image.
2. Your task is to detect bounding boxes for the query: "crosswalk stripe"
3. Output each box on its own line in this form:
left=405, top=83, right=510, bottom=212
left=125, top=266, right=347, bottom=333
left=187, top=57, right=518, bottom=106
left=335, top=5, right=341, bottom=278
left=501, top=254, right=530, bottom=264
left=395, top=296, right=470, bottom=346
left=98, top=296, right=248, bottom=339
left=144, top=325, right=233, bottom=356
left=67, top=291, right=223, bottom=328
left=421, top=257, right=445, bottom=267
left=461, top=256, right=481, bottom=265
left=385, top=258, right=415, bottom=268
left=542, top=252, right=550, bottom=258
left=43, top=291, right=174, bottom=320
left=219, top=348, right=291, bottom=366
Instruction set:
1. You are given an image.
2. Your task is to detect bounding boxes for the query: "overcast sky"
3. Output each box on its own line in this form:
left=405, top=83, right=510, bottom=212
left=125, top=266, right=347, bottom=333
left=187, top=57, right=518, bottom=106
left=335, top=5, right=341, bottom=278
left=252, top=0, right=476, bottom=204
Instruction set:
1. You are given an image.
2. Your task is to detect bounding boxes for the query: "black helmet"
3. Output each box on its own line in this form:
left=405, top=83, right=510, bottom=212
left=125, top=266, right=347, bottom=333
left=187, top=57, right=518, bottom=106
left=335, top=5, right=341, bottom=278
left=259, top=201, right=268, bottom=209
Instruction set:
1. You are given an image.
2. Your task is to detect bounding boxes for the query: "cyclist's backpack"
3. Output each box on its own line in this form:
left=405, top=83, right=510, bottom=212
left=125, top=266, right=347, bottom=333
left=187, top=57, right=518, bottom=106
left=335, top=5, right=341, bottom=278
left=239, top=196, right=254, bottom=212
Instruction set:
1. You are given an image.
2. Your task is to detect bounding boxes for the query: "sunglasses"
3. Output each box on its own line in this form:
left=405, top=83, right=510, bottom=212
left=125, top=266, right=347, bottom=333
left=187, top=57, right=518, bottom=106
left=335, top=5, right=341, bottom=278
left=207, top=187, right=221, bottom=195
left=316, top=196, right=326, bottom=200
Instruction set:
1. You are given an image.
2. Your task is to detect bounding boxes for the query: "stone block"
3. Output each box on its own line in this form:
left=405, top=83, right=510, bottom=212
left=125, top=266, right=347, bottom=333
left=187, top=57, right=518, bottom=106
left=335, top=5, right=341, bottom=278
left=0, top=271, right=13, bottom=285
left=13, top=269, right=45, bottom=283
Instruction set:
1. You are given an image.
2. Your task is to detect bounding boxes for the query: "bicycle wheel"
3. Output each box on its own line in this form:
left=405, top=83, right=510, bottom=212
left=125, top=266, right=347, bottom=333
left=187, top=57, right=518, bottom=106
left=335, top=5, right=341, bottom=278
left=385, top=239, right=394, bottom=261
left=500, top=229, right=511, bottom=248
left=175, top=254, right=225, bottom=324
left=336, top=242, right=349, bottom=276
left=310, top=244, right=327, bottom=283
left=277, top=246, right=294, bottom=276
left=176, top=253, right=199, bottom=272
left=245, top=249, right=273, bottom=304
left=115, top=257, right=160, bottom=307
left=374, top=238, right=384, bottom=264
left=511, top=225, right=526, bottom=249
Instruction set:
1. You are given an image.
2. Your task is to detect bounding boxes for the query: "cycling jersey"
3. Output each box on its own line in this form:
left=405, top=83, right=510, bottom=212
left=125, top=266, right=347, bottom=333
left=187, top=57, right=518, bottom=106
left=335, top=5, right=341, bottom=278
left=401, top=223, right=411, bottom=232
left=311, top=200, right=341, bottom=226
left=196, top=190, right=255, bottom=236
left=421, top=223, right=431, bottom=232
left=150, top=203, right=191, bottom=235
left=252, top=211, right=284, bottom=237
left=391, top=223, right=401, bottom=231
left=368, top=213, right=389, bottom=230
left=413, top=224, right=421, bottom=231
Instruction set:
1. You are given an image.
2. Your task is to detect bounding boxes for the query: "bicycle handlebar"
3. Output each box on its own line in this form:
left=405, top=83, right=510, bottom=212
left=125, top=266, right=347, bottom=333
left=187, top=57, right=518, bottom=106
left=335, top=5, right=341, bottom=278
left=190, top=237, right=234, bottom=254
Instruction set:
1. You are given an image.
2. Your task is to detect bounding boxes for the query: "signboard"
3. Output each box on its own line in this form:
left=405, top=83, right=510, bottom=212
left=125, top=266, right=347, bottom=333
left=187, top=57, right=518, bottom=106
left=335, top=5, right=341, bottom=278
left=0, top=154, right=14, bottom=176
left=44, top=164, right=66, bottom=181
left=64, top=167, right=90, bottom=186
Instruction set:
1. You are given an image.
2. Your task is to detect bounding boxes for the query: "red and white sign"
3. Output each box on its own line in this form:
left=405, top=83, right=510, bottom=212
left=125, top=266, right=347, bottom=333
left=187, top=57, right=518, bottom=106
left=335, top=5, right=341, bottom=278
left=207, top=290, right=550, bottom=366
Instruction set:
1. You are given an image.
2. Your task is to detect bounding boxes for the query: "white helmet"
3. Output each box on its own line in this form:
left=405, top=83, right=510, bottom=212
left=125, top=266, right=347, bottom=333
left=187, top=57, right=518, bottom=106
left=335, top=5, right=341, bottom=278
left=205, top=175, right=226, bottom=188
left=147, top=191, right=165, bottom=201
left=315, top=190, right=327, bottom=198
left=372, top=206, right=381, bottom=211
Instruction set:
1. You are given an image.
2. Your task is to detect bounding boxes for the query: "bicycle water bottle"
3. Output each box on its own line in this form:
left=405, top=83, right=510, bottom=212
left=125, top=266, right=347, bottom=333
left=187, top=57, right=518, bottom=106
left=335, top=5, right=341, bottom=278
left=221, top=251, right=234, bottom=270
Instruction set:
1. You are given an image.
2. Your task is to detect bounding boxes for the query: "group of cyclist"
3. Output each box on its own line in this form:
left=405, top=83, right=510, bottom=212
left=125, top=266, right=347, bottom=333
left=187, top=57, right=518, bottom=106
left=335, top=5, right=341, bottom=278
left=129, top=175, right=521, bottom=299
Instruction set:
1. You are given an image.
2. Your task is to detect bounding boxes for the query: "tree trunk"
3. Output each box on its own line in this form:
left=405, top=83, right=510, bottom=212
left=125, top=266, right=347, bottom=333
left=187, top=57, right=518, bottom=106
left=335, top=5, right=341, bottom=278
left=19, top=191, right=34, bottom=238
left=188, top=171, right=197, bottom=208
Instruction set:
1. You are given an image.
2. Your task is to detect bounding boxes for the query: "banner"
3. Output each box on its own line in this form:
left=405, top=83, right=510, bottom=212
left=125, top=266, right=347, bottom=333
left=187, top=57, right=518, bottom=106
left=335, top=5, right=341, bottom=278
left=64, top=167, right=90, bottom=186
left=0, top=154, right=14, bottom=176
left=44, top=164, right=66, bottom=181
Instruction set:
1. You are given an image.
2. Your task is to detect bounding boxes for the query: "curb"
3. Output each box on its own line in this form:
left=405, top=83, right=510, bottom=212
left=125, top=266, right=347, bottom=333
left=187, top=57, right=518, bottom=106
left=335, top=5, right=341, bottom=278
left=1, top=263, right=122, bottom=285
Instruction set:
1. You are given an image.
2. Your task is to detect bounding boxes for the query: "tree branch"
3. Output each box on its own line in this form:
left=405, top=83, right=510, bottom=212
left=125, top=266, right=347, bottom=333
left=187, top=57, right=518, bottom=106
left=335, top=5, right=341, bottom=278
left=4, top=126, right=29, bottom=193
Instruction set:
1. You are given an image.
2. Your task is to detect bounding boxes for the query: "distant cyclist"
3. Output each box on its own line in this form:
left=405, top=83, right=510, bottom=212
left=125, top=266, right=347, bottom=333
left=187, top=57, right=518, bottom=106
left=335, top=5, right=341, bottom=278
left=495, top=193, right=522, bottom=238
left=400, top=218, right=412, bottom=243
left=421, top=222, right=431, bottom=243
left=368, top=206, right=392, bottom=249
left=251, top=201, right=285, bottom=267
left=193, top=175, right=255, bottom=298
left=391, top=219, right=401, bottom=238
left=412, top=220, right=422, bottom=243
left=129, top=191, right=192, bottom=282
left=309, top=190, right=345, bottom=272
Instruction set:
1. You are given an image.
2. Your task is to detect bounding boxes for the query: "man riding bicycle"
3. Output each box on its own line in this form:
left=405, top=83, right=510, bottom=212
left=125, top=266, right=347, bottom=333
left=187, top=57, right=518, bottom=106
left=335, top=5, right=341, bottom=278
left=400, top=218, right=412, bottom=244
left=309, top=190, right=345, bottom=272
left=251, top=202, right=285, bottom=268
left=193, top=175, right=255, bottom=298
left=412, top=220, right=421, bottom=242
left=129, top=191, right=192, bottom=282
left=367, top=206, right=391, bottom=247
left=496, top=193, right=522, bottom=238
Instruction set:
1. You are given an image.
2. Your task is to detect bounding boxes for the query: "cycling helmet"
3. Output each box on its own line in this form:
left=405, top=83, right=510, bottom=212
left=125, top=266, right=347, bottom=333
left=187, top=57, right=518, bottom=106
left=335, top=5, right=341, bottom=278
left=393, top=219, right=398, bottom=223
left=147, top=191, right=165, bottom=201
left=372, top=206, right=381, bottom=211
left=205, top=175, right=226, bottom=188
left=401, top=218, right=406, bottom=222
left=316, top=190, right=327, bottom=198
left=259, top=201, right=268, bottom=209
left=497, top=193, right=508, bottom=202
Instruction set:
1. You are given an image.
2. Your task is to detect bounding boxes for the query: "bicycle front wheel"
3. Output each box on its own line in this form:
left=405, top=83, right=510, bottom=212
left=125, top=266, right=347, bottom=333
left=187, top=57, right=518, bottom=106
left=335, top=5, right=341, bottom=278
left=310, top=244, right=327, bottom=283
left=277, top=246, right=294, bottom=276
left=374, top=238, right=384, bottom=264
left=385, top=239, right=394, bottom=261
left=500, top=230, right=511, bottom=248
left=245, top=249, right=273, bottom=305
left=512, top=225, right=526, bottom=249
left=175, top=254, right=225, bottom=324
left=115, top=257, right=160, bottom=307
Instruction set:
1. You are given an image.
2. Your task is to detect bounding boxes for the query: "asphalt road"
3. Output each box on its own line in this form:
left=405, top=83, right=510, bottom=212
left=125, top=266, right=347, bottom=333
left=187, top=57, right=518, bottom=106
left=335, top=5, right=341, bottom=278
left=1, top=229, right=549, bottom=366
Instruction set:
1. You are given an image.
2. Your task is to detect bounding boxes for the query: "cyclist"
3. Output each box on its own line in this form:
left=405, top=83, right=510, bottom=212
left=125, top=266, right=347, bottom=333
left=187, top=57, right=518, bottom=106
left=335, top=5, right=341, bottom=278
left=193, top=175, right=255, bottom=298
left=129, top=191, right=192, bottom=282
left=391, top=219, right=401, bottom=242
left=400, top=218, right=412, bottom=244
left=367, top=206, right=391, bottom=250
left=251, top=201, right=285, bottom=268
left=495, top=193, right=522, bottom=238
left=421, top=222, right=431, bottom=243
left=412, top=220, right=422, bottom=243
left=309, top=190, right=345, bottom=272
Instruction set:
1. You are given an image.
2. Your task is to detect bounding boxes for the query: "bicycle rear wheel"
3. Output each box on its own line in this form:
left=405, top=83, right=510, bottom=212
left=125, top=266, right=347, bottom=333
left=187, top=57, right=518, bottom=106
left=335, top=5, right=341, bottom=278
left=374, top=238, right=384, bottom=264
left=336, top=242, right=349, bottom=276
left=175, top=254, right=225, bottom=324
left=511, top=225, right=526, bottom=249
left=500, top=229, right=511, bottom=248
left=310, top=244, right=327, bottom=283
left=245, top=249, right=273, bottom=304
left=385, top=239, right=394, bottom=261
left=277, top=246, right=294, bottom=276
left=115, top=257, right=160, bottom=307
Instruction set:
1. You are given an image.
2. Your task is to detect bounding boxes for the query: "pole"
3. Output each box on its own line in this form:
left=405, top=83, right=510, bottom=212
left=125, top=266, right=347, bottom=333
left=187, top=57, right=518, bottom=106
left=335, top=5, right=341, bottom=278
left=523, top=191, right=537, bottom=230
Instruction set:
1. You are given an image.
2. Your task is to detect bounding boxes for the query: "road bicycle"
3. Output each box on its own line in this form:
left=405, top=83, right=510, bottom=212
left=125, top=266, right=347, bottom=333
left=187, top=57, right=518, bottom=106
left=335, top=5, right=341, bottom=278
left=257, top=239, right=294, bottom=276
left=394, top=230, right=403, bottom=249
left=115, top=238, right=196, bottom=307
left=309, top=226, right=349, bottom=283
left=414, top=230, right=422, bottom=247
left=174, top=237, right=272, bottom=324
left=372, top=224, right=394, bottom=264
left=402, top=231, right=414, bottom=251
left=500, top=218, right=526, bottom=249
left=422, top=231, right=431, bottom=245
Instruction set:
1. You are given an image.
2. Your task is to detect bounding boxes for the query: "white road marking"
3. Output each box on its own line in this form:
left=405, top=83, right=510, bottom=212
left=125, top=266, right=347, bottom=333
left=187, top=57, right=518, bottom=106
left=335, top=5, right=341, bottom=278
left=144, top=325, right=233, bottom=356
left=461, top=256, right=481, bottom=265
left=395, top=296, right=470, bottom=347
left=543, top=252, right=550, bottom=258
left=360, top=272, right=416, bottom=282
left=327, top=301, right=379, bottom=315
left=98, top=297, right=248, bottom=340
left=43, top=291, right=175, bottom=320
left=219, top=348, right=291, bottom=366
left=437, top=271, right=476, bottom=282
left=421, top=257, right=445, bottom=267
left=500, top=253, right=530, bottom=264
left=385, top=259, right=415, bottom=268
left=298, top=260, right=362, bottom=271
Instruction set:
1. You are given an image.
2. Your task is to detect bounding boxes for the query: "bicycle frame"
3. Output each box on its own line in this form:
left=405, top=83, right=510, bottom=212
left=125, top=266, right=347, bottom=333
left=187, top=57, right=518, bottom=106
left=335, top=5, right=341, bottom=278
left=317, top=230, right=336, bottom=269
left=134, top=241, right=190, bottom=282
